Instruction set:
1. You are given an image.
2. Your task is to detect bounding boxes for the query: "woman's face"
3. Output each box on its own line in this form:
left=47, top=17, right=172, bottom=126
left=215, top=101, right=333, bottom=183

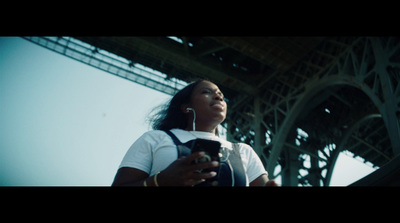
left=187, top=81, right=227, bottom=125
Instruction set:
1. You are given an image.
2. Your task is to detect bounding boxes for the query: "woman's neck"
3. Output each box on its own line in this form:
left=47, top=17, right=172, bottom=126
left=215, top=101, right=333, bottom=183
left=185, top=117, right=219, bottom=134
left=185, top=124, right=217, bottom=134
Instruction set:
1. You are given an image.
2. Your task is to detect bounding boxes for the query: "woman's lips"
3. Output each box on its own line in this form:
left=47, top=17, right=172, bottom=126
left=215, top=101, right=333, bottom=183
left=211, top=103, right=224, bottom=110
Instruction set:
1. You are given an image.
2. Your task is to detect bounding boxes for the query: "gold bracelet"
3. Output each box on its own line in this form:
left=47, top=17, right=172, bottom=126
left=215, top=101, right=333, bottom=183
left=143, top=178, right=148, bottom=187
left=154, top=172, right=160, bottom=187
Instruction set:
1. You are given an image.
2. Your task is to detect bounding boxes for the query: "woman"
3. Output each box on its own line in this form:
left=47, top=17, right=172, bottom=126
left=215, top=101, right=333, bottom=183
left=112, top=79, right=278, bottom=186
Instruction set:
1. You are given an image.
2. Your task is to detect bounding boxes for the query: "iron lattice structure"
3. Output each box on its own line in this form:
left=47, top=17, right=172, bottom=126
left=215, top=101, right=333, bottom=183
left=23, top=36, right=400, bottom=186
left=226, top=37, right=400, bottom=186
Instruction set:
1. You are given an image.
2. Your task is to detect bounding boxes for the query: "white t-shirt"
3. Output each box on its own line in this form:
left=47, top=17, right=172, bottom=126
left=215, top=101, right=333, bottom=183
left=118, top=128, right=268, bottom=186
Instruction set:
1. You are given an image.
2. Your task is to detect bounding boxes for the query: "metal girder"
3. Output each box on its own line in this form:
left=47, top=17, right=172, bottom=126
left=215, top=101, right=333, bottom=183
left=74, top=37, right=257, bottom=96
left=350, top=152, right=400, bottom=186
left=210, top=37, right=324, bottom=72
left=25, top=36, right=400, bottom=186
left=324, top=114, right=382, bottom=185
left=225, top=37, right=400, bottom=186
left=22, top=36, right=186, bottom=96
left=264, top=37, right=400, bottom=186
left=370, top=37, right=400, bottom=156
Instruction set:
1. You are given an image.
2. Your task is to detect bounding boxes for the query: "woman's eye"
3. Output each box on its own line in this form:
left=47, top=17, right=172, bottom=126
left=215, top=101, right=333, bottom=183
left=202, top=89, right=211, bottom=94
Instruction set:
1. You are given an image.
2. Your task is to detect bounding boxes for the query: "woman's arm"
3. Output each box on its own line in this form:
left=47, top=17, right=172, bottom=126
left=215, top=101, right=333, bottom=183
left=250, top=174, right=279, bottom=186
left=112, top=152, right=219, bottom=186
left=112, top=167, right=149, bottom=186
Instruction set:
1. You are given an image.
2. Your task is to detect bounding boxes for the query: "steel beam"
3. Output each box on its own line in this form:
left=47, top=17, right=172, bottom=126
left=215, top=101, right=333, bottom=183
left=266, top=74, right=354, bottom=177
left=25, top=36, right=400, bottom=186
left=370, top=37, right=400, bottom=156
left=266, top=37, right=400, bottom=185
left=22, top=36, right=186, bottom=96
left=76, top=37, right=257, bottom=96
left=324, top=114, right=382, bottom=185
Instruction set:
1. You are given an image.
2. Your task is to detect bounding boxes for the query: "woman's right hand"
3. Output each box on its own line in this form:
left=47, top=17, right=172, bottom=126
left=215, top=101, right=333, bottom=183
left=157, top=151, right=219, bottom=186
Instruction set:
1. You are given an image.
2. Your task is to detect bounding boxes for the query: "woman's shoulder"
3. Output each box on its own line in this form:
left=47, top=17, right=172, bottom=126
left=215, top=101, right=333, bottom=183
left=141, top=129, right=167, bottom=136
left=133, top=129, right=172, bottom=145
left=231, top=142, right=258, bottom=156
left=237, top=142, right=253, bottom=149
left=229, top=141, right=253, bottom=150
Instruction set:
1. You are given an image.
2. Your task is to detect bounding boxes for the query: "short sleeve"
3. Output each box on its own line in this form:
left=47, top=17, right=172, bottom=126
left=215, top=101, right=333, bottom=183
left=118, top=131, right=156, bottom=174
left=239, top=143, right=268, bottom=183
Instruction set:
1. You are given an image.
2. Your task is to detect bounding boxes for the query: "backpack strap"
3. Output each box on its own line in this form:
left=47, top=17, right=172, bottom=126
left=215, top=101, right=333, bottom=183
left=164, top=129, right=182, bottom=146
left=230, top=143, right=247, bottom=186
left=164, top=130, right=192, bottom=158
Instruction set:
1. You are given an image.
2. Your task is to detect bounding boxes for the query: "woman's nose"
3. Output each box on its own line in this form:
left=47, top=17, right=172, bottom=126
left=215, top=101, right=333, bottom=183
left=214, top=93, right=223, bottom=101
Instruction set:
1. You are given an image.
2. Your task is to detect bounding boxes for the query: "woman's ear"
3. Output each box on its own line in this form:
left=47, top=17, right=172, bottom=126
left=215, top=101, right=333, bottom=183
left=181, top=104, right=190, bottom=113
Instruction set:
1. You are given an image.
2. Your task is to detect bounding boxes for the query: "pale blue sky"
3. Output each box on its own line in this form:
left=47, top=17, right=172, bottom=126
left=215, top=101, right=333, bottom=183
left=0, top=37, right=377, bottom=186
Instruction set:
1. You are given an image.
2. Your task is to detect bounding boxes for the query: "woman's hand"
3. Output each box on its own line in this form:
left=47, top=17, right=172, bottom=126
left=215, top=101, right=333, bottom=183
left=250, top=174, right=280, bottom=186
left=265, top=180, right=279, bottom=186
left=157, top=151, right=219, bottom=186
